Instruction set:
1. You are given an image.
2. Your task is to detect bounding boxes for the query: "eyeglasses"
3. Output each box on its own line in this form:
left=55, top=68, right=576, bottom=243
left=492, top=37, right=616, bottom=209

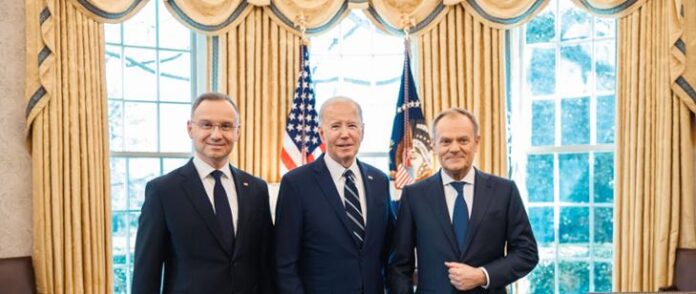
left=191, top=120, right=239, bottom=132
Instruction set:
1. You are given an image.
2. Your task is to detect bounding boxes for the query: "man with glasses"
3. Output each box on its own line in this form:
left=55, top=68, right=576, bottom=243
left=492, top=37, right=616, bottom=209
left=133, top=92, right=275, bottom=293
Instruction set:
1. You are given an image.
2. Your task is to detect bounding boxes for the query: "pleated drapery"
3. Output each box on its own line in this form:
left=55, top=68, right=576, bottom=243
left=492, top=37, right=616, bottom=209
left=614, top=0, right=696, bottom=291
left=416, top=4, right=507, bottom=176
left=23, top=0, right=696, bottom=292
left=25, top=0, right=146, bottom=293
left=210, top=7, right=302, bottom=182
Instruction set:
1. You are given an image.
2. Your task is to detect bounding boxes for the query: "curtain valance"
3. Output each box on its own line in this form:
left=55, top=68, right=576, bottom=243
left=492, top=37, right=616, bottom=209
left=67, top=0, right=149, bottom=22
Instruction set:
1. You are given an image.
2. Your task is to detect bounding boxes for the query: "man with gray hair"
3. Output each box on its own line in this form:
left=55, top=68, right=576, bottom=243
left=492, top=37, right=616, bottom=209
left=388, top=108, right=538, bottom=293
left=275, top=96, right=395, bottom=293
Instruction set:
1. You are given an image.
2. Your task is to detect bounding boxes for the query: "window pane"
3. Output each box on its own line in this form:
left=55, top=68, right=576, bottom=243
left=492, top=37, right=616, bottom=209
left=105, top=24, right=121, bottom=45
left=529, top=207, right=554, bottom=244
left=113, top=266, right=128, bottom=294
left=112, top=212, right=129, bottom=266
left=594, top=262, right=613, bottom=292
left=122, top=1, right=156, bottom=47
left=559, top=153, right=589, bottom=203
left=526, top=47, right=556, bottom=96
left=124, top=102, right=158, bottom=152
left=594, top=207, right=614, bottom=246
left=158, top=2, right=191, bottom=50
left=527, top=154, right=554, bottom=202
left=159, top=50, right=191, bottom=102
left=560, top=2, right=591, bottom=41
left=559, top=207, right=589, bottom=257
left=561, top=97, right=589, bottom=145
left=109, top=100, right=124, bottom=152
left=128, top=158, right=160, bottom=210
left=528, top=260, right=555, bottom=294
left=558, top=261, right=590, bottom=294
left=595, top=41, right=616, bottom=92
left=559, top=44, right=591, bottom=97
left=340, top=13, right=372, bottom=55
left=159, top=103, right=191, bottom=153
left=106, top=45, right=123, bottom=99
left=111, top=157, right=127, bottom=211
left=526, top=4, right=555, bottom=44
left=594, top=152, right=614, bottom=203
left=123, top=48, right=157, bottom=100
left=163, top=158, right=190, bottom=174
left=596, top=95, right=615, bottom=144
left=532, top=100, right=555, bottom=146
left=595, top=17, right=616, bottom=39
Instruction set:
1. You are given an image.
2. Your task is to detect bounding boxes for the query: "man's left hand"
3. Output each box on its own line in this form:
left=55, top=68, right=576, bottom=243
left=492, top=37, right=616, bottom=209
left=444, top=261, right=486, bottom=291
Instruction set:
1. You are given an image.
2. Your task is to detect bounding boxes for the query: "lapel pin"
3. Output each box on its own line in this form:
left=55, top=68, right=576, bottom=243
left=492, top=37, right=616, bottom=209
left=368, top=175, right=373, bottom=180
left=243, top=182, right=249, bottom=186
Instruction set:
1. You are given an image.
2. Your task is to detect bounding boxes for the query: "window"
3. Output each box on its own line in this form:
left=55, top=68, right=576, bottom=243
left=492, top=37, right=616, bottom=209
left=310, top=11, right=407, bottom=173
left=509, top=0, right=616, bottom=293
left=105, top=1, right=200, bottom=292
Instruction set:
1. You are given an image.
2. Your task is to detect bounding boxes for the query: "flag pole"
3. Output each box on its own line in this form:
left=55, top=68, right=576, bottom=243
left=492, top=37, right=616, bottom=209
left=297, top=15, right=309, bottom=164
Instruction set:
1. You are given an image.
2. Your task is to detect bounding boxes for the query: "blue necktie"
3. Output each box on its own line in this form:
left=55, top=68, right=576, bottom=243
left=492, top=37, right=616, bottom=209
left=451, top=181, right=469, bottom=254
left=211, top=170, right=235, bottom=251
left=343, top=170, right=365, bottom=247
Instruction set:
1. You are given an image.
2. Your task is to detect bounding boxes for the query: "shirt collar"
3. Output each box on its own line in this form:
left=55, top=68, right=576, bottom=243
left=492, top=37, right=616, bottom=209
left=324, top=154, right=360, bottom=181
left=440, top=167, right=476, bottom=187
left=193, top=155, right=232, bottom=180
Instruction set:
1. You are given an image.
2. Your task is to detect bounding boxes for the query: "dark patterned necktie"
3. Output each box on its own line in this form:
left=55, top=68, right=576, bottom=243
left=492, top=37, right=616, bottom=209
left=343, top=170, right=365, bottom=247
left=211, top=170, right=235, bottom=251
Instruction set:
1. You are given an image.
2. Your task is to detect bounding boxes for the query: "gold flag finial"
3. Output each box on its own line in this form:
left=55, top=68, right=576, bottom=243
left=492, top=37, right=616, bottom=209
left=296, top=13, right=309, bottom=44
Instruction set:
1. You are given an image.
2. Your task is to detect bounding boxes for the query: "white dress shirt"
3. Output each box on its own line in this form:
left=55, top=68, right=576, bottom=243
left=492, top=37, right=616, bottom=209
left=440, top=168, right=475, bottom=222
left=440, top=167, right=490, bottom=288
left=324, top=155, right=368, bottom=223
left=193, top=156, right=239, bottom=234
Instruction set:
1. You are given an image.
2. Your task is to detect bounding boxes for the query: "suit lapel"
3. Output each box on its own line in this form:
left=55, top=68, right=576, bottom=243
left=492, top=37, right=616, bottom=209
left=311, top=157, right=355, bottom=246
left=461, top=170, right=494, bottom=257
left=423, top=173, right=460, bottom=257
left=178, top=160, right=231, bottom=256
left=359, top=161, right=379, bottom=251
left=230, top=165, right=251, bottom=259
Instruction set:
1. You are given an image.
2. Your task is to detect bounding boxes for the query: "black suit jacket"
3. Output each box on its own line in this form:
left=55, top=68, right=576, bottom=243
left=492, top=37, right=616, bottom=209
left=388, top=169, right=538, bottom=293
left=132, top=159, right=275, bottom=294
left=275, top=155, right=395, bottom=294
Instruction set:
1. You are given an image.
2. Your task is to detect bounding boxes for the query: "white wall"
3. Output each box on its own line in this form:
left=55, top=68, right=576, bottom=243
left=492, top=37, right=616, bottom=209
left=0, top=0, right=32, bottom=258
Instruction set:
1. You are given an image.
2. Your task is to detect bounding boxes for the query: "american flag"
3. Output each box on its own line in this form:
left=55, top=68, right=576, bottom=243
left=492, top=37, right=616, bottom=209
left=280, top=44, right=324, bottom=174
left=389, top=39, right=433, bottom=189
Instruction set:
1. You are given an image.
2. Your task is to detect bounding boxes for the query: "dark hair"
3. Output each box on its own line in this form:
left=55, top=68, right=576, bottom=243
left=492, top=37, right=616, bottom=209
left=190, top=92, right=240, bottom=125
left=431, top=108, right=479, bottom=138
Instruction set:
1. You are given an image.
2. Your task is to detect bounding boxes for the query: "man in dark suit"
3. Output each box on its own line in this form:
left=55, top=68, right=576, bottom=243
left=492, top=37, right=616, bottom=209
left=275, top=96, right=394, bottom=294
left=132, top=92, right=274, bottom=294
left=388, top=108, right=538, bottom=293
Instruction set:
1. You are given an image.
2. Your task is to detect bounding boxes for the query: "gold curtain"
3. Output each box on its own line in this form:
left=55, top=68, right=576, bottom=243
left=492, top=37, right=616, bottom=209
left=211, top=7, right=302, bottom=182
left=614, top=0, right=696, bottom=291
left=415, top=4, right=507, bottom=176
left=25, top=0, right=112, bottom=293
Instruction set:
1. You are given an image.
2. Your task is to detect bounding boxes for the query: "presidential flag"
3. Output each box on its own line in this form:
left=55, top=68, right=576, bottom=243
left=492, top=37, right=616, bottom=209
left=388, top=40, right=433, bottom=189
left=280, top=44, right=324, bottom=175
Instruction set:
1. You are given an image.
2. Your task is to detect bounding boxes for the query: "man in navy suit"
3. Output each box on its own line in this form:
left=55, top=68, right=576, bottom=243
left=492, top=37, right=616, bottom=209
left=275, top=96, right=394, bottom=294
left=132, top=92, right=274, bottom=293
left=388, top=108, right=538, bottom=293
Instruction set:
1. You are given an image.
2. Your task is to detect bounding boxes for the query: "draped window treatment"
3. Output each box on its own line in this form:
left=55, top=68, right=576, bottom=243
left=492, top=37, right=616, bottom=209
left=24, top=0, right=696, bottom=292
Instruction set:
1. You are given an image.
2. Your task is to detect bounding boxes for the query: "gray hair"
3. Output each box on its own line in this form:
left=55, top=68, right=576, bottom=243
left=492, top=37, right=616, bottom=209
left=190, top=92, right=240, bottom=125
left=431, top=108, right=479, bottom=138
left=318, top=96, right=364, bottom=125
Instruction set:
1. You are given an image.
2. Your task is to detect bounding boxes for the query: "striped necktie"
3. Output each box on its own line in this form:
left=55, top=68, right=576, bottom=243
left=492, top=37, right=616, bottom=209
left=343, top=169, right=365, bottom=247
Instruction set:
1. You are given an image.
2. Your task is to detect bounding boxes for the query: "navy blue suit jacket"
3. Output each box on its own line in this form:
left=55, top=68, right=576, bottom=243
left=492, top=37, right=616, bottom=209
left=388, top=169, right=538, bottom=294
left=132, top=160, right=275, bottom=294
left=275, top=155, right=395, bottom=294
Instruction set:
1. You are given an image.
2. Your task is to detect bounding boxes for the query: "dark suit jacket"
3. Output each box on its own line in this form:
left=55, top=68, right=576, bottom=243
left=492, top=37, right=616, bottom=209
left=132, top=159, right=275, bottom=294
left=275, top=155, right=395, bottom=294
left=388, top=169, right=538, bottom=294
